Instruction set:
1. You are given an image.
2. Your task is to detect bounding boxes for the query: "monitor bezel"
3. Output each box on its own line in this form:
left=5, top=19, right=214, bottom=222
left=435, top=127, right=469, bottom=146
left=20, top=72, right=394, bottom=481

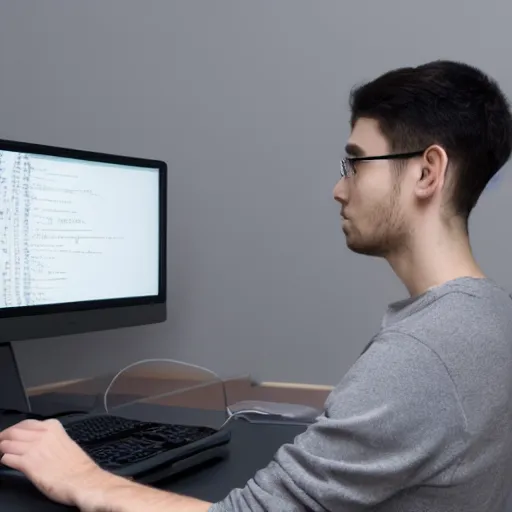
left=0, top=137, right=167, bottom=320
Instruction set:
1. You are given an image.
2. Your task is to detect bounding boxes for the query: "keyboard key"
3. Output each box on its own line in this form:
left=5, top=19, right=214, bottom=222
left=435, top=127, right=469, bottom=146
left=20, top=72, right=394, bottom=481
left=63, top=414, right=218, bottom=471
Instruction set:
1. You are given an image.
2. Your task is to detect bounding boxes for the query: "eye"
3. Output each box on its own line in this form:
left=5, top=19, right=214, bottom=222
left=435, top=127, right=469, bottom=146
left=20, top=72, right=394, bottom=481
left=346, top=159, right=357, bottom=176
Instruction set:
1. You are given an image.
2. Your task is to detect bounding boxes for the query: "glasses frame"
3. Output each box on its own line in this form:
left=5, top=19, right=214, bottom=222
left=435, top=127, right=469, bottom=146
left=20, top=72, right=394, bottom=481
left=340, top=150, right=426, bottom=179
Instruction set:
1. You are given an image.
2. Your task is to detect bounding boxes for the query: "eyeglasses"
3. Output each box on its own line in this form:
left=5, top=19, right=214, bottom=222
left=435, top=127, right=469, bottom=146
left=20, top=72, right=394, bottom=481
left=339, top=150, right=426, bottom=179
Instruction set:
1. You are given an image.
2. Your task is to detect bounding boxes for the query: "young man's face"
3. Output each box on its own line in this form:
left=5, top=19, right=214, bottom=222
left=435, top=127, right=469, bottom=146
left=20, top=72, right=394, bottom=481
left=333, top=117, right=410, bottom=257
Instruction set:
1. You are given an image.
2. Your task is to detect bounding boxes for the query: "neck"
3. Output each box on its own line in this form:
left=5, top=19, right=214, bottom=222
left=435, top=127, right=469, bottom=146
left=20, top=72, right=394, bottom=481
left=386, top=221, right=485, bottom=297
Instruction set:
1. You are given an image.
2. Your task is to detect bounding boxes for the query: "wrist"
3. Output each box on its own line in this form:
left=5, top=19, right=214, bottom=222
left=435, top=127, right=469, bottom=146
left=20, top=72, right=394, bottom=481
left=73, top=468, right=124, bottom=512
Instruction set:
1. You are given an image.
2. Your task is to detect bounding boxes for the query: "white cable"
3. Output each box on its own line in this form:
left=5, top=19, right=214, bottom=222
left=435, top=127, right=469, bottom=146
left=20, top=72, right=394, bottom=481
left=218, top=409, right=272, bottom=429
left=102, top=358, right=228, bottom=416
left=103, top=358, right=296, bottom=430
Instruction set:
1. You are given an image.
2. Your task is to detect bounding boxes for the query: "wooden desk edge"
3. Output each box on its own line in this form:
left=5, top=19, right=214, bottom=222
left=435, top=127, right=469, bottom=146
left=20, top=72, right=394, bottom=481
left=28, top=378, right=334, bottom=396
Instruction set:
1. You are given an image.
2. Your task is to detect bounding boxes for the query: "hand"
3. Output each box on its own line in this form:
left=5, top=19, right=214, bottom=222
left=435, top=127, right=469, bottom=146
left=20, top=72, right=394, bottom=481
left=0, top=418, right=107, bottom=507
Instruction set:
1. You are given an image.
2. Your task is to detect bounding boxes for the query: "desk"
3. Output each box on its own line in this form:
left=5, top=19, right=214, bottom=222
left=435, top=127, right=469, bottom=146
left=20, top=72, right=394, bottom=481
left=0, top=404, right=307, bottom=511
left=3, top=407, right=512, bottom=512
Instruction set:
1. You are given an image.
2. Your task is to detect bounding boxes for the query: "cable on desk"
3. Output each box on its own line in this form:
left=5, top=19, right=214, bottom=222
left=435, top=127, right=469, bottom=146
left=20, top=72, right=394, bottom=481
left=102, top=358, right=283, bottom=430
left=103, top=358, right=229, bottom=418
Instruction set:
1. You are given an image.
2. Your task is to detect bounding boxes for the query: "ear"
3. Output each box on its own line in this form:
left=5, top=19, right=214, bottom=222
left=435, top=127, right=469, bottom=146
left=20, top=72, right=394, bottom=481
left=415, top=145, right=448, bottom=200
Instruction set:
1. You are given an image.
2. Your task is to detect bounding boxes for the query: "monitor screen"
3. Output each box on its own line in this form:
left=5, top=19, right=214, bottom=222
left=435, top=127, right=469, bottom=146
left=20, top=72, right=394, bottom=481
left=0, top=150, right=160, bottom=308
left=0, top=138, right=166, bottom=343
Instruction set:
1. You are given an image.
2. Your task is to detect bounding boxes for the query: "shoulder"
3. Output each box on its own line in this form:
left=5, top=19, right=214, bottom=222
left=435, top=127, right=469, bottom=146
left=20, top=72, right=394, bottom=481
left=326, top=330, right=461, bottom=418
left=385, top=279, right=512, bottom=357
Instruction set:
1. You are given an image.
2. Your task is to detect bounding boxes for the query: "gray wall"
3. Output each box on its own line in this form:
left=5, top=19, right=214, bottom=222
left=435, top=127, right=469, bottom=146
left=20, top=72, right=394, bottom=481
left=0, top=0, right=511, bottom=388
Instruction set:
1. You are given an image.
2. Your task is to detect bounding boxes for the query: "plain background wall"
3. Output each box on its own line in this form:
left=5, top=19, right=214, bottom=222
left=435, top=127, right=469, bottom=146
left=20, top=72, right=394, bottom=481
left=0, top=0, right=511, bottom=388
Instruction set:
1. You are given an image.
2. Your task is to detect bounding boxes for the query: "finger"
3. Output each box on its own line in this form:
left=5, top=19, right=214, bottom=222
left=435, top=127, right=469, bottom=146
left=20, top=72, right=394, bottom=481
left=0, top=422, right=44, bottom=442
left=0, top=453, right=24, bottom=472
left=0, top=439, right=30, bottom=456
left=14, top=419, right=48, bottom=431
left=0, top=428, right=41, bottom=442
left=0, top=420, right=46, bottom=439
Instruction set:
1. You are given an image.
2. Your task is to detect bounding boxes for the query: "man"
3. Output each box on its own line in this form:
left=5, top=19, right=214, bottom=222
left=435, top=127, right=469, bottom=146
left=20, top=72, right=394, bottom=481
left=1, top=60, right=512, bottom=511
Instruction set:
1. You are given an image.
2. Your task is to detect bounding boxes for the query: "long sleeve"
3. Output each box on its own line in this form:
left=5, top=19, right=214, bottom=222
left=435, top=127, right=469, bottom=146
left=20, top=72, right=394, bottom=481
left=209, top=331, right=469, bottom=511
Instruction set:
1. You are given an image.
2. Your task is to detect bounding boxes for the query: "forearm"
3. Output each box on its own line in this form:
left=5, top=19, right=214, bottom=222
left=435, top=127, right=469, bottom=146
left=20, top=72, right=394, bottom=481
left=77, top=471, right=212, bottom=512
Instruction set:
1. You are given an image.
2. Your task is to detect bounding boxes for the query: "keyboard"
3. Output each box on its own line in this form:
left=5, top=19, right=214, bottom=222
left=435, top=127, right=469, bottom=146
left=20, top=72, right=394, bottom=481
left=61, top=414, right=231, bottom=483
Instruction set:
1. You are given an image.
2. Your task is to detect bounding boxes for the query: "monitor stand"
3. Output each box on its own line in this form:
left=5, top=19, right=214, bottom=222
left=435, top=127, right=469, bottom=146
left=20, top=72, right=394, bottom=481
left=0, top=343, right=30, bottom=412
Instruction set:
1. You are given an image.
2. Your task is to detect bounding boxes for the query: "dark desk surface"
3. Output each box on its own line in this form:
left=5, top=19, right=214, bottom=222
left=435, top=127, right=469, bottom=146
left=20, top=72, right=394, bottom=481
left=3, top=402, right=512, bottom=512
left=0, top=403, right=307, bottom=511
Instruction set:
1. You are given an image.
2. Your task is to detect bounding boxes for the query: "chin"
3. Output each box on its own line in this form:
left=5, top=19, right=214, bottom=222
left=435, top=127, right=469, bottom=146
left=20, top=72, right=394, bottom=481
left=345, top=237, right=386, bottom=257
left=343, top=223, right=386, bottom=257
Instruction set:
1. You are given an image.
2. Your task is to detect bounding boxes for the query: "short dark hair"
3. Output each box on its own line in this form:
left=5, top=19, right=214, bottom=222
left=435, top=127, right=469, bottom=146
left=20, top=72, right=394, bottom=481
left=349, top=60, right=512, bottom=222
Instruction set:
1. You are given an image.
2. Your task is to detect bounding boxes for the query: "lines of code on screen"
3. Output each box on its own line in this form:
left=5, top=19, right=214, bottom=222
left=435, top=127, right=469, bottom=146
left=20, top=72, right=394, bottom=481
left=0, top=150, right=159, bottom=308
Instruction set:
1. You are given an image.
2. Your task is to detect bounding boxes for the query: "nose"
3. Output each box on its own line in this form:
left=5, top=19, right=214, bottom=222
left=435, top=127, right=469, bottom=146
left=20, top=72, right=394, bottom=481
left=333, top=177, right=348, bottom=206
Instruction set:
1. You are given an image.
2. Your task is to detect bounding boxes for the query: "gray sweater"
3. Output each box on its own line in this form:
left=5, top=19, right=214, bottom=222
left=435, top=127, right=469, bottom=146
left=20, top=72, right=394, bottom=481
left=210, top=277, right=512, bottom=511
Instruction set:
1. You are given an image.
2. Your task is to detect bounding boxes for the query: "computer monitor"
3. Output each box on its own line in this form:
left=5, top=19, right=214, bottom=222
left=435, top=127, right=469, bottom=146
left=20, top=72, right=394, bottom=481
left=0, top=138, right=167, bottom=412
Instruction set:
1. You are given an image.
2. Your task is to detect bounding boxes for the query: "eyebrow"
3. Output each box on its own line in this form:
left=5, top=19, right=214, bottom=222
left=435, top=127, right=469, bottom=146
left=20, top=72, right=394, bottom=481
left=344, top=143, right=365, bottom=157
